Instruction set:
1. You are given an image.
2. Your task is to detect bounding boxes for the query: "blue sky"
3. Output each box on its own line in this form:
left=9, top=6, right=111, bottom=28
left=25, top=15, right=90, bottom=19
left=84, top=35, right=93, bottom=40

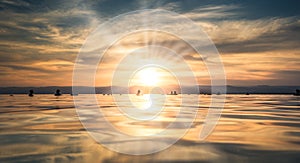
left=0, top=0, right=299, bottom=86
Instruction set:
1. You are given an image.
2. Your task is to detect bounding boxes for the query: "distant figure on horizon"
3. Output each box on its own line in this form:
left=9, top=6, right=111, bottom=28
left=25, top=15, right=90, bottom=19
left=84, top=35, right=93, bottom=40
left=136, top=90, right=141, bottom=96
left=294, top=89, right=300, bottom=96
left=54, top=89, right=62, bottom=96
left=170, top=91, right=177, bottom=95
left=28, top=89, right=34, bottom=97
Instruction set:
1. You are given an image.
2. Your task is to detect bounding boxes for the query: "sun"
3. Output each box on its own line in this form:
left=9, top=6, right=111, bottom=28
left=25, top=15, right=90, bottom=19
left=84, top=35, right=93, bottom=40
left=128, top=66, right=180, bottom=94
left=137, top=68, right=159, bottom=86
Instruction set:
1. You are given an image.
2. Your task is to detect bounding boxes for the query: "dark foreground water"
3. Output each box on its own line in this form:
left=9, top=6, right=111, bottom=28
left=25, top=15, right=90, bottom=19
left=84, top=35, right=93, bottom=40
left=0, top=94, right=299, bottom=163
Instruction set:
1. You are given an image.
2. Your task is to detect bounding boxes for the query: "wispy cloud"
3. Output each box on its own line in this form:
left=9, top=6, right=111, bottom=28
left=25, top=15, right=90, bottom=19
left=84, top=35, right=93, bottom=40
left=0, top=1, right=102, bottom=86
left=196, top=17, right=300, bottom=53
left=184, top=5, right=240, bottom=20
left=0, top=0, right=299, bottom=86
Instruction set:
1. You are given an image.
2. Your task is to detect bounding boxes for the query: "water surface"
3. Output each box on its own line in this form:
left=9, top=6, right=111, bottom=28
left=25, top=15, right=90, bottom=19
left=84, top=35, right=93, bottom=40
left=0, top=94, right=299, bottom=162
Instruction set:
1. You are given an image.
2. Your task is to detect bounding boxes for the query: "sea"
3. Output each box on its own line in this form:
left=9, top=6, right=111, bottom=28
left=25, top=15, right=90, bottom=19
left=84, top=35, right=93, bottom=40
left=0, top=94, right=299, bottom=163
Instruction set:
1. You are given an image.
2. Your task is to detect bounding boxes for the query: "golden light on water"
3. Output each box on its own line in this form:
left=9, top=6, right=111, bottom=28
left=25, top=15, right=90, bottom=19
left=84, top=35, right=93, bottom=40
left=1, top=94, right=300, bottom=162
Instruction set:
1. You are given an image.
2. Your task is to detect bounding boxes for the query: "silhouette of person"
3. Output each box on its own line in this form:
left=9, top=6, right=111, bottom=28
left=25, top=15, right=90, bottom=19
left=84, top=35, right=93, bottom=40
left=28, top=89, right=34, bottom=97
left=171, top=91, right=173, bottom=95
left=174, top=91, right=177, bottom=95
left=136, top=90, right=141, bottom=96
left=54, top=89, right=62, bottom=96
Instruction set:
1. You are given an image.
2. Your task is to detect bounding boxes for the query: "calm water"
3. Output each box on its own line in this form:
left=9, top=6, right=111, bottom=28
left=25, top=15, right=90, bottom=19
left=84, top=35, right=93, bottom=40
left=0, top=94, right=299, bottom=162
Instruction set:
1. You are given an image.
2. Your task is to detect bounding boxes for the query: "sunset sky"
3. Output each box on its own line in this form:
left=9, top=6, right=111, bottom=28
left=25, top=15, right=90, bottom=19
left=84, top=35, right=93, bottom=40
left=0, top=0, right=299, bottom=87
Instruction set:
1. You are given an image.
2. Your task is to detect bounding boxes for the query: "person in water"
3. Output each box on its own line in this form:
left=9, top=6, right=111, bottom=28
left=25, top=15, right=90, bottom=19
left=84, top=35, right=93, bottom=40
left=54, top=89, right=62, bottom=96
left=28, top=89, right=34, bottom=97
left=170, top=91, right=177, bottom=95
left=136, top=90, right=141, bottom=96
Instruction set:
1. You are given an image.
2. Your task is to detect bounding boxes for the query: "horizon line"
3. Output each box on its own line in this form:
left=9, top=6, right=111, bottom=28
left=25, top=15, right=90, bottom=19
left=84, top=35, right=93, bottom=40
left=1, top=85, right=300, bottom=88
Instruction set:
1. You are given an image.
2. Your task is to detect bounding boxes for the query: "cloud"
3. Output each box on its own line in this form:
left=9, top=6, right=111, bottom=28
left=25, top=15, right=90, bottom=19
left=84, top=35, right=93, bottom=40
left=0, top=1, right=101, bottom=86
left=0, top=5, right=98, bottom=43
left=184, top=5, right=240, bottom=20
left=200, top=18, right=300, bottom=53
left=170, top=4, right=300, bottom=54
left=0, top=0, right=299, bottom=86
left=220, top=51, right=300, bottom=85
left=226, top=70, right=300, bottom=86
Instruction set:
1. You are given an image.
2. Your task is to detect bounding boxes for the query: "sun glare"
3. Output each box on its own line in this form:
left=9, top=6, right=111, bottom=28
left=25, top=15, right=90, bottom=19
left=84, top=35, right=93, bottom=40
left=137, top=68, right=159, bottom=86
left=129, top=66, right=179, bottom=91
